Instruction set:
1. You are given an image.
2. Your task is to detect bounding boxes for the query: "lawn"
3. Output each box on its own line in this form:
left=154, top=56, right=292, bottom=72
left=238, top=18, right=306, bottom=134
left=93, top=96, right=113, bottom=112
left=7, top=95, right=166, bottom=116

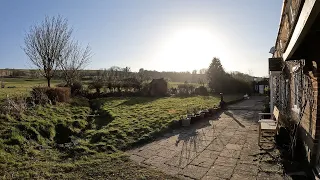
left=87, top=96, right=220, bottom=150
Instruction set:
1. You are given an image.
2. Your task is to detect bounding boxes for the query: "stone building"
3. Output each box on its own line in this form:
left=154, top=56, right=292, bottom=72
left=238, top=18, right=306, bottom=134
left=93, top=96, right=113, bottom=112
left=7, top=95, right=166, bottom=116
left=269, top=0, right=320, bottom=176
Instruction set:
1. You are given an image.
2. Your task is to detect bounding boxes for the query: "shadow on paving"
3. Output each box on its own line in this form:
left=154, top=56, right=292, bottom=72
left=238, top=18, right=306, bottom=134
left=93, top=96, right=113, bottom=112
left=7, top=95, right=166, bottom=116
left=258, top=138, right=311, bottom=180
left=128, top=97, right=312, bottom=179
left=224, top=111, right=246, bottom=128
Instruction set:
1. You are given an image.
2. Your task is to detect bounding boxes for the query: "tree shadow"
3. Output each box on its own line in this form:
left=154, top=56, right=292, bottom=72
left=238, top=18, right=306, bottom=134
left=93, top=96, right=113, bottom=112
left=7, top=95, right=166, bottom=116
left=173, top=118, right=216, bottom=166
left=224, top=111, right=246, bottom=128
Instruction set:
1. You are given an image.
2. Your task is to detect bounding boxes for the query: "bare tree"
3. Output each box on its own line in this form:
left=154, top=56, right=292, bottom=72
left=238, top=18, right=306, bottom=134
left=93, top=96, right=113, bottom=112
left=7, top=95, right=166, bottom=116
left=59, top=41, right=91, bottom=86
left=23, top=16, right=72, bottom=87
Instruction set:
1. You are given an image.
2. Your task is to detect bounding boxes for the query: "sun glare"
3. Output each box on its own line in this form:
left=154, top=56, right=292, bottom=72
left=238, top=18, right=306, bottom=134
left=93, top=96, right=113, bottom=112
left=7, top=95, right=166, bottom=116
left=152, top=28, right=226, bottom=71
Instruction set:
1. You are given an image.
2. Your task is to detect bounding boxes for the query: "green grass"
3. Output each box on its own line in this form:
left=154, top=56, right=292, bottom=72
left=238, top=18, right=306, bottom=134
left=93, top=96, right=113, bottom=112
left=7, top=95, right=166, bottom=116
left=168, top=81, right=202, bottom=88
left=88, top=96, right=220, bottom=149
left=1, top=151, right=178, bottom=179
left=0, top=78, right=61, bottom=99
left=0, top=100, right=179, bottom=179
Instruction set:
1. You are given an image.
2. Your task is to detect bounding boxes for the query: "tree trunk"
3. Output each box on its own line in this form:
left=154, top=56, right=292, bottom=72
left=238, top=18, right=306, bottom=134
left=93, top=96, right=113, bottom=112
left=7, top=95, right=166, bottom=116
left=47, top=77, right=51, bottom=87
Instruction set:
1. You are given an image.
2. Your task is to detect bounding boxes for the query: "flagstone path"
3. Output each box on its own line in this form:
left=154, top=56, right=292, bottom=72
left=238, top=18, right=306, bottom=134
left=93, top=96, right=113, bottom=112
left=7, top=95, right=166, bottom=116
left=128, top=97, right=284, bottom=180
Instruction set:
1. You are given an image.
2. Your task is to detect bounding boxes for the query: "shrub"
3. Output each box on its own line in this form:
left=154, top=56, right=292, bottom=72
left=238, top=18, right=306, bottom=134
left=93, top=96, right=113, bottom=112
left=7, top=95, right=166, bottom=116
left=141, top=83, right=150, bottom=96
left=56, top=83, right=67, bottom=87
left=71, top=81, right=83, bottom=95
left=0, top=96, right=28, bottom=116
left=195, top=86, right=208, bottom=95
left=31, top=87, right=50, bottom=105
left=169, top=87, right=177, bottom=95
left=31, top=87, right=70, bottom=104
left=149, top=78, right=167, bottom=96
left=177, top=83, right=195, bottom=96
left=88, top=81, right=103, bottom=94
left=50, top=87, right=71, bottom=102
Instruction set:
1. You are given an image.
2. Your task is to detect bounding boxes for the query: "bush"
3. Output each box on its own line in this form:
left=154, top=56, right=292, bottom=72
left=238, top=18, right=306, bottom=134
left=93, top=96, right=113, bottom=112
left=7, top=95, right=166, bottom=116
left=195, top=86, right=208, bottom=95
left=0, top=96, right=27, bottom=116
left=31, top=87, right=50, bottom=105
left=31, top=87, right=71, bottom=104
left=169, top=87, right=177, bottom=95
left=177, top=82, right=195, bottom=96
left=71, top=82, right=83, bottom=95
left=50, top=87, right=71, bottom=103
left=88, top=81, right=103, bottom=94
left=56, top=83, right=67, bottom=87
left=141, top=83, right=150, bottom=96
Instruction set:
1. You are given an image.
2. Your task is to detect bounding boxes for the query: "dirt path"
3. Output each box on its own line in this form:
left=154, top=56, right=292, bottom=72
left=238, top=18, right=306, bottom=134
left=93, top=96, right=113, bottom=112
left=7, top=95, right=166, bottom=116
left=128, top=97, right=285, bottom=179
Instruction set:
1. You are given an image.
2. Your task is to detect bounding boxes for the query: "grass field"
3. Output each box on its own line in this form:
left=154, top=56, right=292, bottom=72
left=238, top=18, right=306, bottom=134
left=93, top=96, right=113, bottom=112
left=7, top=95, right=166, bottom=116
left=0, top=77, right=243, bottom=179
left=168, top=81, right=203, bottom=88
left=0, top=78, right=203, bottom=99
left=0, top=78, right=61, bottom=99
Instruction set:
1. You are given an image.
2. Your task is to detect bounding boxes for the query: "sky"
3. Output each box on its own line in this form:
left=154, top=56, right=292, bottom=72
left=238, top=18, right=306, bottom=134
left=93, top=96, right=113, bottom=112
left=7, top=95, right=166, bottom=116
left=0, top=0, right=282, bottom=77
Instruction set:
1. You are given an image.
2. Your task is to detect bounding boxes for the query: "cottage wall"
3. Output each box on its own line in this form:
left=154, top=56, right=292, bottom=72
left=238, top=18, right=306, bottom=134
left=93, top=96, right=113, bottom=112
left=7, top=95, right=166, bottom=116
left=286, top=61, right=319, bottom=164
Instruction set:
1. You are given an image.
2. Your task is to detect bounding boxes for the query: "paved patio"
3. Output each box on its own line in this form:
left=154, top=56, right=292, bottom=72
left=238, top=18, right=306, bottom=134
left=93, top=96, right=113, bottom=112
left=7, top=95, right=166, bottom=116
left=128, top=97, right=285, bottom=180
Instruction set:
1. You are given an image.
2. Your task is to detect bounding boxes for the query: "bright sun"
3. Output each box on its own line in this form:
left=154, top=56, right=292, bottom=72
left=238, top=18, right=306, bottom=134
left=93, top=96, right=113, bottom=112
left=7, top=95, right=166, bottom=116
left=152, top=28, right=225, bottom=71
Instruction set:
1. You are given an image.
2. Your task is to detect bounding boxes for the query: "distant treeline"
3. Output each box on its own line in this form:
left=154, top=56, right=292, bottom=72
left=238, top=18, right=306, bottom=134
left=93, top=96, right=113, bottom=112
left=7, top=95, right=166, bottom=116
left=1, top=68, right=207, bottom=83
left=0, top=68, right=257, bottom=84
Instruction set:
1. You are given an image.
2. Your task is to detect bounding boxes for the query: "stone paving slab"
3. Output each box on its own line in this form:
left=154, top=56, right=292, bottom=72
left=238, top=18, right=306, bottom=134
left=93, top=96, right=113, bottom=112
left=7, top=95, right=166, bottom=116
left=234, top=163, right=259, bottom=176
left=156, top=163, right=181, bottom=176
left=206, top=165, right=235, bottom=179
left=190, top=153, right=218, bottom=167
left=219, top=149, right=240, bottom=159
left=230, top=173, right=257, bottom=180
left=178, top=164, right=209, bottom=179
left=128, top=97, right=286, bottom=180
